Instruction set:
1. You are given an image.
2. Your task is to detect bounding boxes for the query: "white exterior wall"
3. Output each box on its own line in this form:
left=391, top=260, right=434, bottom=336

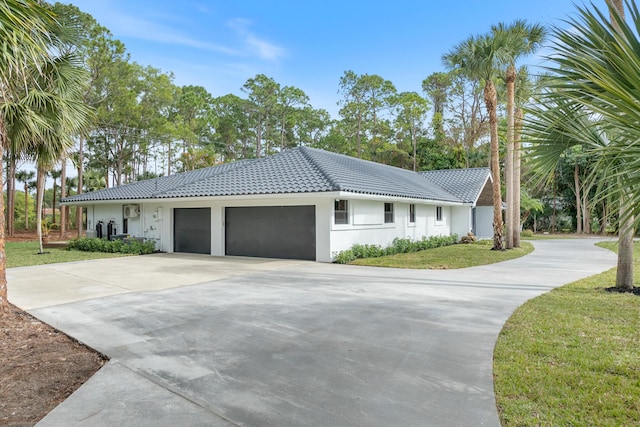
left=475, top=206, right=494, bottom=239
left=86, top=196, right=334, bottom=262
left=83, top=195, right=473, bottom=262
left=328, top=200, right=457, bottom=259
left=451, top=205, right=472, bottom=240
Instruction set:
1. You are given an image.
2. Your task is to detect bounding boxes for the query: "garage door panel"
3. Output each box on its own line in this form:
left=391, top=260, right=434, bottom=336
left=174, top=208, right=211, bottom=254
left=225, top=206, right=315, bottom=261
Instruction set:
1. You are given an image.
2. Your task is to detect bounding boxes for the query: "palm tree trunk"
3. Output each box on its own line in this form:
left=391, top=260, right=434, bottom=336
left=607, top=0, right=634, bottom=291
left=574, top=164, right=582, bottom=234
left=505, top=65, right=516, bottom=249
left=24, top=184, right=29, bottom=230
left=60, top=157, right=67, bottom=238
left=0, top=121, right=7, bottom=314
left=36, top=168, right=46, bottom=255
left=513, top=107, right=524, bottom=247
left=7, top=155, right=15, bottom=237
left=77, top=137, right=84, bottom=238
left=485, top=81, right=504, bottom=250
left=52, top=178, right=57, bottom=225
left=616, top=194, right=634, bottom=290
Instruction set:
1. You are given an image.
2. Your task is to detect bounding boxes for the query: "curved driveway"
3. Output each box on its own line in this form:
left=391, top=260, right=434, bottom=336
left=11, top=239, right=616, bottom=427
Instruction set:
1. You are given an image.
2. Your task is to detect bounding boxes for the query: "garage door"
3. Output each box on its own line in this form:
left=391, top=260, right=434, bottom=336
left=225, top=206, right=316, bottom=260
left=174, top=208, right=211, bottom=254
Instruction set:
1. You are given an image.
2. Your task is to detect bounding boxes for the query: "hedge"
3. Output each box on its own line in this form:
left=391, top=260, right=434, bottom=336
left=68, top=237, right=156, bottom=255
left=334, top=235, right=458, bottom=264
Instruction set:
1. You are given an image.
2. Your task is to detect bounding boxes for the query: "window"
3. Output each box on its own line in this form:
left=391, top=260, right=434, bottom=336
left=335, top=199, right=349, bottom=224
left=384, top=203, right=394, bottom=223
left=409, top=204, right=416, bottom=224
left=436, top=206, right=443, bottom=222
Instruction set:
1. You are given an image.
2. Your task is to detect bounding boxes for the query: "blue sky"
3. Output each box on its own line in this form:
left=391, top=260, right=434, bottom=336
left=66, top=0, right=608, bottom=117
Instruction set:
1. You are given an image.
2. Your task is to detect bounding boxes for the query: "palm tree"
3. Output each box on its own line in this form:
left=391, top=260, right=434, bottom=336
left=0, top=1, right=66, bottom=313
left=527, top=0, right=637, bottom=291
left=0, top=0, right=84, bottom=315
left=492, top=21, right=546, bottom=249
left=15, top=170, right=35, bottom=230
left=444, top=33, right=507, bottom=250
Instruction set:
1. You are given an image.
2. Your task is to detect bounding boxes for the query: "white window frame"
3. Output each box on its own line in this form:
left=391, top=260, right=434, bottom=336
left=334, top=199, right=349, bottom=224
left=436, top=206, right=443, bottom=223
left=408, top=204, right=416, bottom=225
left=384, top=203, right=394, bottom=224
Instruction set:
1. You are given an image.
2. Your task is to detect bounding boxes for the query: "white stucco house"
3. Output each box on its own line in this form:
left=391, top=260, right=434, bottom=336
left=62, top=147, right=494, bottom=262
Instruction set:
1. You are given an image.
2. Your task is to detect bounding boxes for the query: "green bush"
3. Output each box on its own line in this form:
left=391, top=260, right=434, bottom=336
left=334, top=234, right=458, bottom=264
left=68, top=237, right=156, bottom=255
left=521, top=229, right=534, bottom=238
left=334, top=249, right=356, bottom=264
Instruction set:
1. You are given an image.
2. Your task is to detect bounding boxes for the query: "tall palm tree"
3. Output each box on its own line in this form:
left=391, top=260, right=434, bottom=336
left=15, top=170, right=35, bottom=230
left=492, top=21, right=546, bottom=249
left=528, top=0, right=637, bottom=291
left=444, top=33, right=507, bottom=250
left=0, top=1, right=68, bottom=314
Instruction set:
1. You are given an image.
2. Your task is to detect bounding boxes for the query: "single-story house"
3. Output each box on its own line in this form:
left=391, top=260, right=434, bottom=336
left=62, top=147, right=494, bottom=262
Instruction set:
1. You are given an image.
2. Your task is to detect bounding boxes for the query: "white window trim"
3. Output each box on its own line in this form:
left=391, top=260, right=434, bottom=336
left=408, top=204, right=416, bottom=227
left=436, top=205, right=444, bottom=223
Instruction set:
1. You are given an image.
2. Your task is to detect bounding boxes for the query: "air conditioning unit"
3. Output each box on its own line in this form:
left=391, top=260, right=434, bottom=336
left=123, top=204, right=140, bottom=218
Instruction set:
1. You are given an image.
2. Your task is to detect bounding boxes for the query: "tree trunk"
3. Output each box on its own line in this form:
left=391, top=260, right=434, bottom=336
left=485, top=81, right=504, bottom=250
left=52, top=179, right=57, bottom=225
left=608, top=0, right=633, bottom=291
left=36, top=168, right=46, bottom=254
left=582, top=190, right=591, bottom=234
left=7, top=155, right=15, bottom=237
left=0, top=120, right=7, bottom=315
left=505, top=65, right=516, bottom=249
left=574, top=163, right=582, bottom=234
left=616, top=195, right=634, bottom=290
left=513, top=107, right=524, bottom=247
left=77, top=137, right=84, bottom=238
left=24, top=183, right=30, bottom=230
left=60, top=157, right=67, bottom=238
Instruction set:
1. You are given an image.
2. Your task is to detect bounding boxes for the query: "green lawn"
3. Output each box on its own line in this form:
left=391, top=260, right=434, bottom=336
left=6, top=241, right=131, bottom=268
left=494, top=242, right=640, bottom=426
left=349, top=240, right=534, bottom=269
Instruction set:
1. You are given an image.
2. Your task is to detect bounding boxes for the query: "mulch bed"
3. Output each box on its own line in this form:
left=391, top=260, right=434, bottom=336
left=0, top=303, right=107, bottom=426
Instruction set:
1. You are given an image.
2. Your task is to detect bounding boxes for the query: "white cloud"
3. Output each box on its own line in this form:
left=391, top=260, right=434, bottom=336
left=110, top=14, right=242, bottom=56
left=227, top=18, right=287, bottom=61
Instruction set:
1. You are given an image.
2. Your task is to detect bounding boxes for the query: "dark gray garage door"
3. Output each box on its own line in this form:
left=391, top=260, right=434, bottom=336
left=174, top=208, right=211, bottom=254
left=225, top=206, right=316, bottom=261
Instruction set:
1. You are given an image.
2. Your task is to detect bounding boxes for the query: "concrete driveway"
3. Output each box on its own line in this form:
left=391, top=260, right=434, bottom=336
left=9, top=239, right=616, bottom=427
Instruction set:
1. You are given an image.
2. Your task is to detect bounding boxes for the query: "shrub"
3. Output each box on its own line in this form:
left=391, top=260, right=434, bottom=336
left=68, top=237, right=156, bottom=255
left=334, top=234, right=458, bottom=264
left=521, top=229, right=534, bottom=238
left=460, top=232, right=477, bottom=244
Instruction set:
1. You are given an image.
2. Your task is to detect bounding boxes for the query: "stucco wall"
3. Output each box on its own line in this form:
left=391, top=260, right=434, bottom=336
left=84, top=195, right=475, bottom=262
left=328, top=201, right=459, bottom=259
left=474, top=206, right=494, bottom=239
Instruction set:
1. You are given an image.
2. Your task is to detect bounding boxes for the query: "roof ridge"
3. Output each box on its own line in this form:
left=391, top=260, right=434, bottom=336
left=298, top=147, right=341, bottom=191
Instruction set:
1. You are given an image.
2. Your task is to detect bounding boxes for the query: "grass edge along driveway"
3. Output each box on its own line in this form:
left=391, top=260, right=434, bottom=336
left=493, top=241, right=640, bottom=426
left=350, top=240, right=534, bottom=269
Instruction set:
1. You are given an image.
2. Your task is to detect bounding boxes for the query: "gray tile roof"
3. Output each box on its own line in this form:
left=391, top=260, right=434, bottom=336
left=63, top=147, right=485, bottom=204
left=420, top=167, right=491, bottom=204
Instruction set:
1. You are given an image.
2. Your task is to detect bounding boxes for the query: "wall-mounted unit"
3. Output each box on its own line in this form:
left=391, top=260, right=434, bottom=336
left=123, top=204, right=140, bottom=218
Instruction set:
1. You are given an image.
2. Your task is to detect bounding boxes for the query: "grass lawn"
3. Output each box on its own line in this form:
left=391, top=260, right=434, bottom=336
left=6, top=241, right=131, bottom=268
left=494, top=241, right=640, bottom=426
left=349, top=240, right=534, bottom=269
